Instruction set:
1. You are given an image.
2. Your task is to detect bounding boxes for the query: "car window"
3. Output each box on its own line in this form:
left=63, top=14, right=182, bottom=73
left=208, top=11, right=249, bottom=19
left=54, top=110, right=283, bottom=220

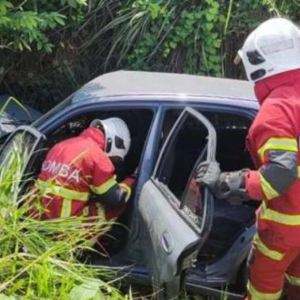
left=162, top=108, right=254, bottom=172
left=155, top=112, right=208, bottom=227
left=180, top=148, right=207, bottom=227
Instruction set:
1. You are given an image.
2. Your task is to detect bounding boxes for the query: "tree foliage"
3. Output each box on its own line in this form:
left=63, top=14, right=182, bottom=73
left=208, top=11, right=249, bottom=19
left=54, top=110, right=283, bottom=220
left=0, top=0, right=299, bottom=111
left=0, top=0, right=87, bottom=52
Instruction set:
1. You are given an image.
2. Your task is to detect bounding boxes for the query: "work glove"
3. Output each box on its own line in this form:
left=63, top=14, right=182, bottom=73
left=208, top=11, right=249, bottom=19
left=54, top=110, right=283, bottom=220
left=196, top=161, right=221, bottom=193
left=197, top=161, right=250, bottom=205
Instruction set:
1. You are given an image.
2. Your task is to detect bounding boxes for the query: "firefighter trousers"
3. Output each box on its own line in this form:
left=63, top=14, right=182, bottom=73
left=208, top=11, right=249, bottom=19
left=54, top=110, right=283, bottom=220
left=245, top=236, right=300, bottom=300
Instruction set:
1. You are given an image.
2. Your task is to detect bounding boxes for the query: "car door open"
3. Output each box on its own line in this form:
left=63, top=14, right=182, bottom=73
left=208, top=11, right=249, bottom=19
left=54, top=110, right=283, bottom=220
left=0, top=126, right=46, bottom=190
left=138, top=107, right=217, bottom=299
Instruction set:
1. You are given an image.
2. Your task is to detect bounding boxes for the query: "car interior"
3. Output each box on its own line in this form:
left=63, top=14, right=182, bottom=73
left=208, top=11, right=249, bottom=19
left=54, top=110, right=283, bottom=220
left=23, top=108, right=154, bottom=255
left=161, top=109, right=258, bottom=262
left=11, top=105, right=257, bottom=263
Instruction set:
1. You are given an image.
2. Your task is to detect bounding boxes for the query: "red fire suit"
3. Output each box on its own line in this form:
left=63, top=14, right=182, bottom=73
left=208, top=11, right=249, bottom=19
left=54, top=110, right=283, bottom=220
left=34, top=127, right=135, bottom=229
left=244, top=69, right=300, bottom=300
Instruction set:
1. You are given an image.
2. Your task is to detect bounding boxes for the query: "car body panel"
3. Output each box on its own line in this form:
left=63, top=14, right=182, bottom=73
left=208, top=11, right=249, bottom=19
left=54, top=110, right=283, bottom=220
left=71, top=71, right=256, bottom=104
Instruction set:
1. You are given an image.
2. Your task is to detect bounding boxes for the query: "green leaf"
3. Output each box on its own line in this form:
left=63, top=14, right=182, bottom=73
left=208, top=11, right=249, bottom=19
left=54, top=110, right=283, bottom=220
left=0, top=16, right=10, bottom=26
left=69, top=282, right=102, bottom=300
left=0, top=293, right=22, bottom=300
left=194, top=11, right=203, bottom=19
left=169, top=41, right=177, bottom=49
left=205, top=22, right=214, bottom=31
left=54, top=15, right=66, bottom=26
left=17, top=41, right=23, bottom=51
left=181, top=10, right=189, bottom=18
left=205, top=13, right=214, bottom=22
left=0, top=1, right=13, bottom=14
left=149, top=3, right=160, bottom=19
left=213, top=39, right=221, bottom=48
left=37, top=41, right=43, bottom=51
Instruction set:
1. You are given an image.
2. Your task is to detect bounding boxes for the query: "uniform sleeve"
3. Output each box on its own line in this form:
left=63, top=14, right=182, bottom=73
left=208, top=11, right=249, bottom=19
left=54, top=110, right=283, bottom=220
left=90, top=152, right=136, bottom=206
left=245, top=98, right=299, bottom=200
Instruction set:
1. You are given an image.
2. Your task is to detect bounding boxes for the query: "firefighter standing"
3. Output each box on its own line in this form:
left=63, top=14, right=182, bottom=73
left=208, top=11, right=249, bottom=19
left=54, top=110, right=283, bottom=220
left=34, top=117, right=135, bottom=236
left=198, top=18, right=300, bottom=300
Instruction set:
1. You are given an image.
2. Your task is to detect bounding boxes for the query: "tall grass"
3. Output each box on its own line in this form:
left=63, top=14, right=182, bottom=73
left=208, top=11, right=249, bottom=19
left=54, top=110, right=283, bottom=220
left=0, top=134, right=130, bottom=300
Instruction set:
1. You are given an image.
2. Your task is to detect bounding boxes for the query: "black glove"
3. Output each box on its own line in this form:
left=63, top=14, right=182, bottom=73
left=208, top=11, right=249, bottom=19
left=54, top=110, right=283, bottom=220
left=197, top=161, right=250, bottom=205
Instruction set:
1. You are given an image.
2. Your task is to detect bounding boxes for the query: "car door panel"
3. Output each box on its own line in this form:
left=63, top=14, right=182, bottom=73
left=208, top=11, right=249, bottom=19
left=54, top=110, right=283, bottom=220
left=139, top=179, right=200, bottom=282
left=138, top=107, right=217, bottom=298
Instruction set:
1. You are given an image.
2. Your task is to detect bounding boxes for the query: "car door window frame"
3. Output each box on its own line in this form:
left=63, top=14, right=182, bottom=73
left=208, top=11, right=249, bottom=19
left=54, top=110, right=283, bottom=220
left=0, top=125, right=46, bottom=183
left=151, top=107, right=217, bottom=233
left=150, top=102, right=256, bottom=228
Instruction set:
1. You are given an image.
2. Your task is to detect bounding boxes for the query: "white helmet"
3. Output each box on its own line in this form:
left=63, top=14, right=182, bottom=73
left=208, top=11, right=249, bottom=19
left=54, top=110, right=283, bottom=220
left=237, top=18, right=300, bottom=82
left=90, top=117, right=131, bottom=160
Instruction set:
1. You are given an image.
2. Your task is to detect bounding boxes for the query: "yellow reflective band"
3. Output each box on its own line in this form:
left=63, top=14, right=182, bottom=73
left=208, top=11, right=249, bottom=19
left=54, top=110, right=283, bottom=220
left=253, top=234, right=284, bottom=261
left=61, top=199, right=72, bottom=217
left=95, top=202, right=106, bottom=220
left=258, top=137, right=298, bottom=162
left=36, top=179, right=89, bottom=201
left=286, top=275, right=300, bottom=287
left=119, top=183, right=132, bottom=203
left=260, top=202, right=300, bottom=226
left=259, top=172, right=279, bottom=200
left=298, top=166, right=300, bottom=178
left=90, top=176, right=118, bottom=195
left=247, top=281, right=282, bottom=300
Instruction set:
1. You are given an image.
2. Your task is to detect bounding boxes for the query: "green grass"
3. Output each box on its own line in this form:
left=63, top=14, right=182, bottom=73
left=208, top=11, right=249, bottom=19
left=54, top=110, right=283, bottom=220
left=0, top=136, right=130, bottom=300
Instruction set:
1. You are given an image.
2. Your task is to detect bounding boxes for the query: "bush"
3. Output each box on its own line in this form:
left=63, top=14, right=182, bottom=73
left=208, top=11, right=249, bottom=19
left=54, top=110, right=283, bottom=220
left=0, top=0, right=300, bottom=110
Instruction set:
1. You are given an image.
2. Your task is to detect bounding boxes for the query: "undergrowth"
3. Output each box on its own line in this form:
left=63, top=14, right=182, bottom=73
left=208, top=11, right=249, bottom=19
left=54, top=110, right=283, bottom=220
left=0, top=134, right=129, bottom=300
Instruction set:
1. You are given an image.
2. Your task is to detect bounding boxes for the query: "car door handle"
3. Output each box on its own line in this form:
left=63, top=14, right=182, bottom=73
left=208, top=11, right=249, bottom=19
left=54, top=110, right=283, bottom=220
left=161, top=231, right=174, bottom=254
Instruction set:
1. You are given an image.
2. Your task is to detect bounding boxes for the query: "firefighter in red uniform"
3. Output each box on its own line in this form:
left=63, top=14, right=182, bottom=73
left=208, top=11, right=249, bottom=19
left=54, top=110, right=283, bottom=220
left=198, top=18, right=300, bottom=300
left=34, top=117, right=135, bottom=237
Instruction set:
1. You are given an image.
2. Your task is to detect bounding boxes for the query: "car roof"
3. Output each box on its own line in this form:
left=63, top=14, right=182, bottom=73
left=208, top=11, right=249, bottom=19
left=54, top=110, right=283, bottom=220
left=72, top=70, right=256, bottom=104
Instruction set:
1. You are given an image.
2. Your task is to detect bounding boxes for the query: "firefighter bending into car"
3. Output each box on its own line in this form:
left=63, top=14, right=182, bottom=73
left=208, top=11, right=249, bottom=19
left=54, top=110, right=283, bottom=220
left=33, top=117, right=136, bottom=241
left=198, top=18, right=300, bottom=300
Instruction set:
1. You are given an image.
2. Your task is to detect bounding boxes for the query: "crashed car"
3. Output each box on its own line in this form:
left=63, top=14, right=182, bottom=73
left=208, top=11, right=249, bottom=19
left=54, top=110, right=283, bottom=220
left=0, top=71, right=259, bottom=299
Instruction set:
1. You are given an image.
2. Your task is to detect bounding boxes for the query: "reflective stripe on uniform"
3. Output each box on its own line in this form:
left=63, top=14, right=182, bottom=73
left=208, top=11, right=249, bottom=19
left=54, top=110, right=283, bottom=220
left=119, top=183, right=132, bottom=203
left=36, top=179, right=89, bottom=201
left=95, top=202, right=106, bottom=220
left=258, top=137, right=298, bottom=162
left=286, top=274, right=300, bottom=287
left=298, top=166, right=300, bottom=178
left=61, top=199, right=72, bottom=217
left=90, top=176, right=118, bottom=195
left=259, top=172, right=279, bottom=200
left=260, top=202, right=300, bottom=226
left=247, top=281, right=282, bottom=300
left=253, top=234, right=284, bottom=261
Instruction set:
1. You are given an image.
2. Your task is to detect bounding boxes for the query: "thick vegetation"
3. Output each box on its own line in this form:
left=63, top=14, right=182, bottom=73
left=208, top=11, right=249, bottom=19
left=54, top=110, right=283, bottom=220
left=0, top=136, right=130, bottom=300
left=0, top=0, right=299, bottom=111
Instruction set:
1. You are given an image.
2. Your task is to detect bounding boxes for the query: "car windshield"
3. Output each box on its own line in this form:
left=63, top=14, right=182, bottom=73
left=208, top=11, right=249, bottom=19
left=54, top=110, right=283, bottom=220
left=32, top=95, right=73, bottom=128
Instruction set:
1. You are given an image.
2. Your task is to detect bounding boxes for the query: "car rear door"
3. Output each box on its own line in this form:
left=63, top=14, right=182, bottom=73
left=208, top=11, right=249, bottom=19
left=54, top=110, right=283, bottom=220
left=0, top=126, right=46, bottom=188
left=138, top=107, right=217, bottom=299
